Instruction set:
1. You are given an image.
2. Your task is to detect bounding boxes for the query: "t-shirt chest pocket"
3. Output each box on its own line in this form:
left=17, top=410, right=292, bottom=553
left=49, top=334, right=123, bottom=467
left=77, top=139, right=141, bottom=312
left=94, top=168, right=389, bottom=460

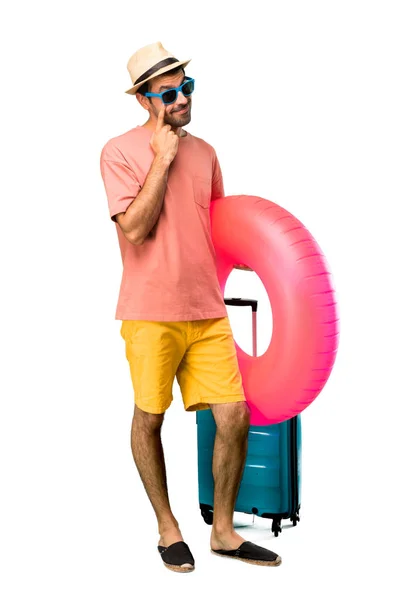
left=192, top=175, right=212, bottom=208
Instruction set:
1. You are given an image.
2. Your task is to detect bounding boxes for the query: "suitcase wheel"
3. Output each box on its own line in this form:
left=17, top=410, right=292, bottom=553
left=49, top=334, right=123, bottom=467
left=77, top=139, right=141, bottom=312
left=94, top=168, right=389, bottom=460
left=271, top=518, right=282, bottom=537
left=290, top=511, right=300, bottom=526
left=201, top=507, right=214, bottom=525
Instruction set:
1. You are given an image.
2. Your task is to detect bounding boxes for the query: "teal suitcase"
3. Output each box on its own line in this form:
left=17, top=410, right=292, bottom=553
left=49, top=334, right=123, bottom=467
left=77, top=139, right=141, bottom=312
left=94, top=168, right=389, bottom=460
left=196, top=298, right=301, bottom=537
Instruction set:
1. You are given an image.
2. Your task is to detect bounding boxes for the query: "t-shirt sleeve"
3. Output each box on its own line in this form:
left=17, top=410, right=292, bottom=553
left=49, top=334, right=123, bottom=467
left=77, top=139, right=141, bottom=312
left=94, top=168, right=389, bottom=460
left=100, top=144, right=142, bottom=222
left=211, top=149, right=225, bottom=201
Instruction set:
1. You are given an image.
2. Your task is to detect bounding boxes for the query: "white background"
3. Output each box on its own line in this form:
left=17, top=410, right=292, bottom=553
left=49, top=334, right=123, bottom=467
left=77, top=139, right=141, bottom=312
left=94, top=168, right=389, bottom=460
left=1, top=1, right=399, bottom=598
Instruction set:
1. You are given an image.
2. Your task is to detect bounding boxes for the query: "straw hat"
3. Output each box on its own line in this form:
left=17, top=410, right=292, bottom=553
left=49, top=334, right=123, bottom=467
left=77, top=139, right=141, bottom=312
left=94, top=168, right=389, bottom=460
left=125, top=41, right=191, bottom=95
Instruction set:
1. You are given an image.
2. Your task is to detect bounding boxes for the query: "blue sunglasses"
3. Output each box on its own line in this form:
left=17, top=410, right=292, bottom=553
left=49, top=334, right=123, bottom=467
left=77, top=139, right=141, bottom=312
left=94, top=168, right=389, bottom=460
left=145, top=77, right=195, bottom=105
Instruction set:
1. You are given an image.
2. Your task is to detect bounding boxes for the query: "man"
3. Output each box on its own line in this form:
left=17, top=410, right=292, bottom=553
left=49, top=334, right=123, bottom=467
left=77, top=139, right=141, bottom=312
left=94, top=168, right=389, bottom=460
left=100, top=42, right=281, bottom=572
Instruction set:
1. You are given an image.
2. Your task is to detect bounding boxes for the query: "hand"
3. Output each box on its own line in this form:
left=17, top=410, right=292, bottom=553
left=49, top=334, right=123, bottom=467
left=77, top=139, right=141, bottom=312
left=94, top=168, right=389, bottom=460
left=234, top=264, right=253, bottom=271
left=150, top=106, right=180, bottom=164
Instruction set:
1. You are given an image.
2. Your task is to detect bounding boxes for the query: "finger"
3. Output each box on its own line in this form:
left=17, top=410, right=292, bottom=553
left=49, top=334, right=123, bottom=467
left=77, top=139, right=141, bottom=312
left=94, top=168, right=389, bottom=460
left=156, top=106, right=165, bottom=131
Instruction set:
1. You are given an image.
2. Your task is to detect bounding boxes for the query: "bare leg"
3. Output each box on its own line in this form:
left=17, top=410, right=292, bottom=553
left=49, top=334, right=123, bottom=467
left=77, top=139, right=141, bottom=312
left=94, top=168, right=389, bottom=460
left=209, top=401, right=251, bottom=550
left=130, top=405, right=183, bottom=548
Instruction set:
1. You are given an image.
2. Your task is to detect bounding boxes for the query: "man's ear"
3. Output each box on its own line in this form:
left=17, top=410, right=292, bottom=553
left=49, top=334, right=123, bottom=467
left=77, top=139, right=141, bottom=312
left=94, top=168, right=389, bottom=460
left=136, top=93, right=150, bottom=111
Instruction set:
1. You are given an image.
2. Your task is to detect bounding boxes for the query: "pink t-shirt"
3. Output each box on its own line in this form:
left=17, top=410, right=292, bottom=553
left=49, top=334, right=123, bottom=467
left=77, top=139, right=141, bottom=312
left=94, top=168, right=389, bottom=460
left=100, top=125, right=229, bottom=321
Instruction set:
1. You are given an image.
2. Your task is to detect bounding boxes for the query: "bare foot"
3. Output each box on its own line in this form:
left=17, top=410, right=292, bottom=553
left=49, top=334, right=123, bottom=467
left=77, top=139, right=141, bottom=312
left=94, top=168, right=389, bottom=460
left=158, top=524, right=184, bottom=548
left=158, top=524, right=194, bottom=572
left=210, top=528, right=281, bottom=566
left=210, top=528, right=246, bottom=551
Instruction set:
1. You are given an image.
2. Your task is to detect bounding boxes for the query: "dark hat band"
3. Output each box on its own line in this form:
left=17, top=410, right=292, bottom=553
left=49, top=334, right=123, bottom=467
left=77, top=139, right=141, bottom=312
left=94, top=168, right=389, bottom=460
left=134, top=57, right=180, bottom=85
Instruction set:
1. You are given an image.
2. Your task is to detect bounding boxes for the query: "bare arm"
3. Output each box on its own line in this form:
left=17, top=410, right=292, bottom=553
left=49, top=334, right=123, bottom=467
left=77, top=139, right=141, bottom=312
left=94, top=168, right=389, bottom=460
left=116, top=106, right=180, bottom=245
left=116, top=155, right=170, bottom=244
left=211, top=152, right=252, bottom=271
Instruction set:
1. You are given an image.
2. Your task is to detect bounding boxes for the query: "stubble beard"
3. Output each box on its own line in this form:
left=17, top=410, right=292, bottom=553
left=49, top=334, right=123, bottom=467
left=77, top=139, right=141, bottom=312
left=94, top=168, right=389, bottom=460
left=164, top=105, right=191, bottom=128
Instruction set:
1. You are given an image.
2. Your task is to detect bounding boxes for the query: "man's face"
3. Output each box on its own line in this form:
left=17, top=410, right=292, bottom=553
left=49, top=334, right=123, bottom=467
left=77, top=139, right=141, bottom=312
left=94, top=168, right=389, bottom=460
left=147, top=70, right=192, bottom=127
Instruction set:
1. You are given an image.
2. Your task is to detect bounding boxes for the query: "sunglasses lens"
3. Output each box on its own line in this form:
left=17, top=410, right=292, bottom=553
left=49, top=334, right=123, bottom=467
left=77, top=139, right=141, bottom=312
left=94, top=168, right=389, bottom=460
left=182, top=80, right=194, bottom=96
left=162, top=90, right=177, bottom=104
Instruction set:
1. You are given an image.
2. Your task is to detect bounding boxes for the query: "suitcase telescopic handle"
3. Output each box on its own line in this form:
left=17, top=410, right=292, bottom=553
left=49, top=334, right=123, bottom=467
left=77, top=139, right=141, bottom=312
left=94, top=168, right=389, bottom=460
left=224, top=297, right=258, bottom=356
left=224, top=297, right=258, bottom=312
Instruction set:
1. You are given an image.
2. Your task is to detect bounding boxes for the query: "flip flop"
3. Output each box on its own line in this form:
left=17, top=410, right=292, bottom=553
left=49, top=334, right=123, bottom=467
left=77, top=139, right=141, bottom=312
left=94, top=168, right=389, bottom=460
left=211, top=541, right=282, bottom=566
left=157, top=541, right=195, bottom=573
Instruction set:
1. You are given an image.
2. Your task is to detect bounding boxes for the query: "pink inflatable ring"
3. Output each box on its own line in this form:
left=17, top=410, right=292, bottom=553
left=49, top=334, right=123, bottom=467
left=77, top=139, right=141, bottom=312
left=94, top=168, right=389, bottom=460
left=210, top=195, right=340, bottom=426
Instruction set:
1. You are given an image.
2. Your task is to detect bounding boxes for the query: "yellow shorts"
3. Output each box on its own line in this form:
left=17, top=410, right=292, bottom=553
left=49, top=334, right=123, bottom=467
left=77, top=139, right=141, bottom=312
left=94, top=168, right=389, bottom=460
left=120, top=317, right=246, bottom=414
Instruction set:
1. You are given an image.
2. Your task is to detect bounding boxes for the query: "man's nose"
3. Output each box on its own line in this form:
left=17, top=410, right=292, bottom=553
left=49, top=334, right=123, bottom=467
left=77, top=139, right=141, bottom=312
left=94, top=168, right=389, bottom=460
left=175, top=90, right=188, bottom=104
